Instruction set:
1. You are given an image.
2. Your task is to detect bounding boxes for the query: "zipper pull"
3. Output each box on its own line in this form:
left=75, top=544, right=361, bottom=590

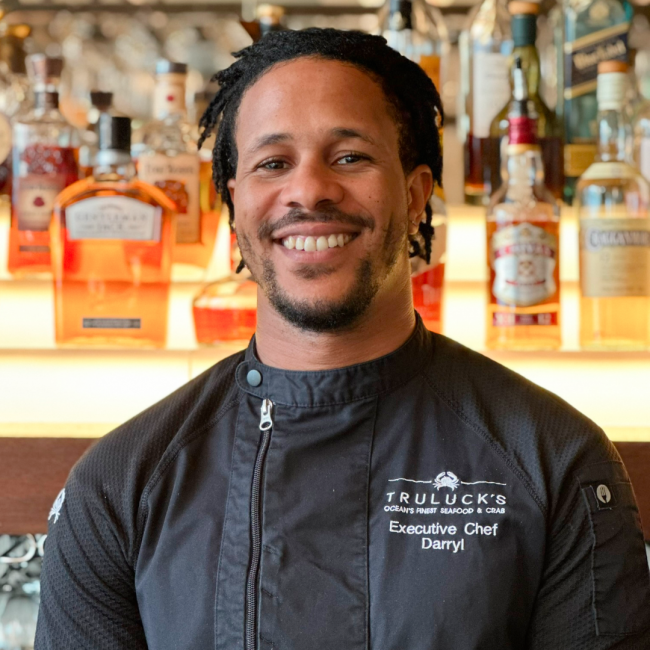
left=259, top=398, right=273, bottom=431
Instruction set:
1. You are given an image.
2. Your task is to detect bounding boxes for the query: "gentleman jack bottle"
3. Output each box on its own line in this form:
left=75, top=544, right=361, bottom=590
left=51, top=114, right=176, bottom=347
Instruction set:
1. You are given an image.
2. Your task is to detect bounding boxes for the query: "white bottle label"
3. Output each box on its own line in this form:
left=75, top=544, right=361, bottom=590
left=640, top=138, right=650, bottom=182
left=472, top=52, right=510, bottom=139
left=491, top=223, right=558, bottom=306
left=138, top=153, right=200, bottom=244
left=66, top=196, right=161, bottom=241
left=16, top=173, right=67, bottom=231
left=153, top=73, right=187, bottom=118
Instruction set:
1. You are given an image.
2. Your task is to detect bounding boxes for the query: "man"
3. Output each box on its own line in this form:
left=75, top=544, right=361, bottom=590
left=36, top=28, right=650, bottom=649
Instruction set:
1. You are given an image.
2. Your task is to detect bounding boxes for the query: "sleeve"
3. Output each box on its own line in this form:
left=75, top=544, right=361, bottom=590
left=526, top=458, right=650, bottom=649
left=34, top=465, right=148, bottom=649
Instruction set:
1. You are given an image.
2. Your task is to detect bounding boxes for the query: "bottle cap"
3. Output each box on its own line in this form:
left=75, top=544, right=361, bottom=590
left=90, top=91, right=113, bottom=111
left=597, top=61, right=628, bottom=110
left=156, top=59, right=187, bottom=76
left=97, top=114, right=131, bottom=152
left=509, top=2, right=540, bottom=15
left=256, top=4, right=285, bottom=21
left=27, top=54, right=63, bottom=82
left=511, top=3, right=538, bottom=47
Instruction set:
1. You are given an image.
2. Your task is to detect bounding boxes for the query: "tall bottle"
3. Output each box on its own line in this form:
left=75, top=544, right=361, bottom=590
left=51, top=114, right=176, bottom=348
left=576, top=61, right=650, bottom=349
left=486, top=60, right=561, bottom=350
left=8, top=55, right=79, bottom=276
left=561, top=0, right=629, bottom=204
left=0, top=24, right=31, bottom=203
left=137, top=60, right=219, bottom=270
left=460, top=0, right=513, bottom=205
left=489, top=2, right=564, bottom=201
left=381, top=0, right=448, bottom=92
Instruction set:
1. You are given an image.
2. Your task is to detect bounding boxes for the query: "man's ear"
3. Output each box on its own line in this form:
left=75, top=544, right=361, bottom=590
left=406, top=165, right=434, bottom=235
left=227, top=178, right=236, bottom=205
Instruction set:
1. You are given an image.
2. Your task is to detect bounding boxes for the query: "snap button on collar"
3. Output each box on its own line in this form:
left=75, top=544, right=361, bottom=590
left=246, top=369, right=262, bottom=387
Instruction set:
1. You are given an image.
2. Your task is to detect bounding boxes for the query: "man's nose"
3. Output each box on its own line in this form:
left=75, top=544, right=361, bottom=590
left=279, top=160, right=344, bottom=211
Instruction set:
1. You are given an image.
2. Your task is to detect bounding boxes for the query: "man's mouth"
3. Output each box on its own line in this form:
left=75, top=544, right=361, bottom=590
left=279, top=234, right=356, bottom=251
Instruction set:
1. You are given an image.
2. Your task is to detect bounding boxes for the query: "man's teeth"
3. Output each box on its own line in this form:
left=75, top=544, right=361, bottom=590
left=282, top=234, right=353, bottom=250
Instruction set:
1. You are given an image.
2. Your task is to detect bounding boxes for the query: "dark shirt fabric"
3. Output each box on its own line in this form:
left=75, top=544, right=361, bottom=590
left=35, top=320, right=650, bottom=649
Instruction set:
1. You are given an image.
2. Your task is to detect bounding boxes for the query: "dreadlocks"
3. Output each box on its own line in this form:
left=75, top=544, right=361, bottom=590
left=198, top=27, right=444, bottom=264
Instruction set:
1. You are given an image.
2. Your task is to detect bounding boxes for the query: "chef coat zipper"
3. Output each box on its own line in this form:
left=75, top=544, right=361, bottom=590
left=245, top=398, right=274, bottom=650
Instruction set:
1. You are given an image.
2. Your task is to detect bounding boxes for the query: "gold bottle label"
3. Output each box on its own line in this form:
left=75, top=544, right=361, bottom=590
left=580, top=218, right=650, bottom=297
left=138, top=153, right=200, bottom=244
left=564, top=144, right=597, bottom=178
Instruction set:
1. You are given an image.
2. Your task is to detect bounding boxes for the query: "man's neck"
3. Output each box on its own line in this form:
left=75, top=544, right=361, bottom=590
left=253, top=288, right=417, bottom=371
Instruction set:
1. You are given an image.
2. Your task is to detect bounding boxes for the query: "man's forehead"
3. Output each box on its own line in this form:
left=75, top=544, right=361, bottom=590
left=234, top=57, right=397, bottom=145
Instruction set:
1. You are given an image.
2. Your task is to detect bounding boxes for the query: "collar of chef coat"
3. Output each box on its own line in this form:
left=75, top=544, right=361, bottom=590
left=235, top=312, right=434, bottom=407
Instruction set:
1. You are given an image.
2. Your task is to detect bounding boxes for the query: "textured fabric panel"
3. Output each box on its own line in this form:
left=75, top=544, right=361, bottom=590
left=35, top=351, right=244, bottom=649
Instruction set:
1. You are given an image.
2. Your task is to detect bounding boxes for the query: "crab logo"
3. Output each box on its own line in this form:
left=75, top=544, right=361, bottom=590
left=433, top=472, right=460, bottom=491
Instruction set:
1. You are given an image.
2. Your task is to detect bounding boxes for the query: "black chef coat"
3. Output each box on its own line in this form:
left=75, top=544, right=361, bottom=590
left=35, top=319, right=650, bottom=649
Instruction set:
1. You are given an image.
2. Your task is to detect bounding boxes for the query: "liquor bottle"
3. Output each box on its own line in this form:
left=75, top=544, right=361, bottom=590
left=576, top=61, right=650, bottom=349
left=0, top=24, right=31, bottom=202
left=7, top=55, right=79, bottom=276
left=193, top=90, right=221, bottom=217
left=193, top=236, right=257, bottom=344
left=137, top=60, right=218, bottom=270
left=411, top=195, right=447, bottom=333
left=78, top=91, right=114, bottom=178
left=486, top=60, right=561, bottom=350
left=381, top=0, right=448, bottom=92
left=460, top=0, right=513, bottom=205
left=561, top=0, right=629, bottom=204
left=51, top=114, right=176, bottom=348
left=258, top=4, right=286, bottom=38
left=488, top=2, right=564, bottom=201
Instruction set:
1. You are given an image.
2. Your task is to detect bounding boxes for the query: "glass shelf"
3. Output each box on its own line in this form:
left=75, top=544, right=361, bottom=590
left=0, top=205, right=647, bottom=441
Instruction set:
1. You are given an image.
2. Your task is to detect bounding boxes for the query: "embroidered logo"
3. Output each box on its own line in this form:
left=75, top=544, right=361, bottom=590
left=48, top=488, right=65, bottom=524
left=597, top=484, right=612, bottom=504
left=433, top=472, right=460, bottom=491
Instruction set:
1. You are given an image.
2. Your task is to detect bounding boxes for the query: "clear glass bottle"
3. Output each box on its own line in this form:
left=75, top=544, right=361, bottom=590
left=460, top=0, right=513, bottom=205
left=486, top=60, right=561, bottom=350
left=137, top=60, right=218, bottom=270
left=193, top=235, right=257, bottom=344
left=8, top=55, right=79, bottom=276
left=0, top=24, right=31, bottom=203
left=561, top=0, right=629, bottom=204
left=51, top=114, right=176, bottom=348
left=488, top=2, right=564, bottom=201
left=576, top=61, right=650, bottom=349
left=381, top=0, right=449, bottom=92
left=78, top=91, right=114, bottom=178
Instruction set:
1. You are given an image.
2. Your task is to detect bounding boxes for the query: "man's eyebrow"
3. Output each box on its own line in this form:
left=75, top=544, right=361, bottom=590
left=331, top=128, right=376, bottom=146
left=246, top=132, right=293, bottom=155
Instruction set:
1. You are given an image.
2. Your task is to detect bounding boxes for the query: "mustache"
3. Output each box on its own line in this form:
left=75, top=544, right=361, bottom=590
left=258, top=207, right=375, bottom=240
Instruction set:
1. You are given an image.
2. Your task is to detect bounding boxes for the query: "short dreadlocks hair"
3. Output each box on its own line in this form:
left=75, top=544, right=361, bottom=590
left=198, top=27, right=443, bottom=263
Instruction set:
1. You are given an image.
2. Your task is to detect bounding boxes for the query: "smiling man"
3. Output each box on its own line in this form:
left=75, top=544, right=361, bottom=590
left=36, top=29, right=650, bottom=650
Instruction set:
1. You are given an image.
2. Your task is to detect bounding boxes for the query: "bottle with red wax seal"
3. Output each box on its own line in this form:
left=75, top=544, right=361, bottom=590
left=7, top=55, right=79, bottom=276
left=486, top=58, right=561, bottom=350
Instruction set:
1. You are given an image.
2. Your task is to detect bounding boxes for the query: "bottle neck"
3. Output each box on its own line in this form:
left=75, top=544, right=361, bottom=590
left=512, top=45, right=540, bottom=97
left=34, top=90, right=59, bottom=111
left=153, top=73, right=187, bottom=120
left=94, top=150, right=136, bottom=181
left=387, top=0, right=413, bottom=30
left=505, top=144, right=545, bottom=192
left=596, top=106, right=629, bottom=163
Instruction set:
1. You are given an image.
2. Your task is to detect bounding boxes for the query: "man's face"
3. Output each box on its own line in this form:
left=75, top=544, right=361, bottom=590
left=228, top=57, right=431, bottom=332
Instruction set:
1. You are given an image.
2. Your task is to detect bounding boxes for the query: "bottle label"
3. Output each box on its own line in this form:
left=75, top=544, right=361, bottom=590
left=580, top=218, right=650, bottom=297
left=65, top=196, right=161, bottom=241
left=564, top=23, right=629, bottom=100
left=138, top=153, right=200, bottom=244
left=153, top=73, right=187, bottom=118
left=15, top=173, right=67, bottom=231
left=472, top=52, right=510, bottom=139
left=491, top=223, right=558, bottom=307
left=640, top=138, right=650, bottom=182
left=82, top=318, right=142, bottom=330
left=492, top=312, right=558, bottom=327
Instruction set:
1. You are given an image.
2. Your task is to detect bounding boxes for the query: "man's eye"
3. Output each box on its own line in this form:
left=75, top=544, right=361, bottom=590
left=259, top=159, right=287, bottom=171
left=336, top=154, right=368, bottom=165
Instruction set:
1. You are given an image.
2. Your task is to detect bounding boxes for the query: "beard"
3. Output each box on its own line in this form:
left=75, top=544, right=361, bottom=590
left=238, top=206, right=408, bottom=333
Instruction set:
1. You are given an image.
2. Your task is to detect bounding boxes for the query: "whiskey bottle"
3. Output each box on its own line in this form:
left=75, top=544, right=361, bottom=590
left=137, top=60, right=218, bottom=270
left=460, top=0, right=513, bottom=205
left=486, top=60, right=561, bottom=350
left=382, top=0, right=448, bottom=92
left=78, top=91, right=114, bottom=178
left=561, top=0, right=629, bottom=204
left=51, top=114, right=176, bottom=348
left=193, top=235, right=257, bottom=344
left=488, top=2, right=564, bottom=201
left=576, top=61, right=650, bottom=349
left=8, top=55, right=78, bottom=276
